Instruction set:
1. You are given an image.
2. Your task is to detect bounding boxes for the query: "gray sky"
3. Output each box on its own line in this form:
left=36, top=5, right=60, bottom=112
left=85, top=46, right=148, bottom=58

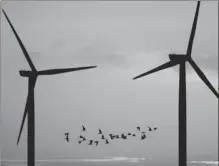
left=1, top=1, right=218, bottom=162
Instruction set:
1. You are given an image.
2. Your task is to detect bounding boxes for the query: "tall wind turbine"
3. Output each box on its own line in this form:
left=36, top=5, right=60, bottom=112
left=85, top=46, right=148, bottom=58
left=132, top=2, right=218, bottom=166
left=2, top=9, right=97, bottom=166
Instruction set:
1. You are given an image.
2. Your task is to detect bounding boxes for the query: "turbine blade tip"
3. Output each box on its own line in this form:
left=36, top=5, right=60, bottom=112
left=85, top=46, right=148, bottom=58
left=2, top=9, right=6, bottom=14
left=85, top=66, right=97, bottom=69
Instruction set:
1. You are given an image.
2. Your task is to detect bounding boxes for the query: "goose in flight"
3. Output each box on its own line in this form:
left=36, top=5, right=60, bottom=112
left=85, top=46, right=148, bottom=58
left=94, top=141, right=99, bottom=146
left=148, top=127, right=152, bottom=131
left=101, top=135, right=105, bottom=139
left=141, top=134, right=146, bottom=140
left=65, top=133, right=69, bottom=142
left=110, top=135, right=115, bottom=140
left=98, top=129, right=102, bottom=134
left=82, top=125, right=86, bottom=131
left=105, top=139, right=110, bottom=144
left=79, top=135, right=86, bottom=141
left=137, top=126, right=140, bottom=131
left=88, top=140, right=93, bottom=145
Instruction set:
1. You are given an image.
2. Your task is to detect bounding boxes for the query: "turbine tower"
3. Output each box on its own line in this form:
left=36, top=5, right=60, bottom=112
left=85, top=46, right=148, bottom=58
left=132, top=2, right=218, bottom=166
left=2, top=9, right=97, bottom=166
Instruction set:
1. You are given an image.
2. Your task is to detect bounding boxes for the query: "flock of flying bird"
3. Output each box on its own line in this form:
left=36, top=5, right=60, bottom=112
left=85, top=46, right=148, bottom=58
left=64, top=125, right=158, bottom=146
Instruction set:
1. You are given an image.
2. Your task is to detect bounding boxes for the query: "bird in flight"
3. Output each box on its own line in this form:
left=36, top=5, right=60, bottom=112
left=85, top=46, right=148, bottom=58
left=98, top=129, right=102, bottom=134
left=79, top=135, right=86, bottom=141
left=101, top=135, right=105, bottom=140
left=105, top=139, right=110, bottom=144
left=121, top=133, right=127, bottom=140
left=115, top=135, right=120, bottom=139
left=82, top=125, right=86, bottom=131
left=127, top=132, right=132, bottom=136
left=148, top=127, right=152, bottom=131
left=78, top=140, right=83, bottom=144
left=109, top=134, right=115, bottom=140
left=65, top=133, right=69, bottom=142
left=154, top=127, right=158, bottom=131
left=141, top=135, right=146, bottom=140
left=132, top=134, right=136, bottom=137
left=141, top=134, right=146, bottom=140
left=137, top=126, right=140, bottom=131
left=88, top=140, right=93, bottom=145
left=94, top=141, right=99, bottom=146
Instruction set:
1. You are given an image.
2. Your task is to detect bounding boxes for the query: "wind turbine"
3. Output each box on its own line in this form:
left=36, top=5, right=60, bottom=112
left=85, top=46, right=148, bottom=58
left=2, top=9, right=97, bottom=166
left=132, top=2, right=218, bottom=166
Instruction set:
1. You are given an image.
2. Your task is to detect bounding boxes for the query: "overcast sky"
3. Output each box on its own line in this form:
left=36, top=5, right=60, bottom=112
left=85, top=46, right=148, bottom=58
left=1, top=1, right=218, bottom=163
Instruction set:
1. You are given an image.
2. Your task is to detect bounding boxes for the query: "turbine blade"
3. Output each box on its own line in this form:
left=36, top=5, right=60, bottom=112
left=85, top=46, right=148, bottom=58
left=133, top=61, right=178, bottom=80
left=189, top=59, right=219, bottom=99
left=186, top=1, right=200, bottom=56
left=17, top=93, right=30, bottom=145
left=38, top=66, right=97, bottom=75
left=2, top=9, right=37, bottom=71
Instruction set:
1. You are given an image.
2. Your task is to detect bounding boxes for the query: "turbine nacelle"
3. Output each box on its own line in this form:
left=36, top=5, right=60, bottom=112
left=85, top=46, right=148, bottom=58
left=169, top=54, right=190, bottom=63
left=19, top=70, right=37, bottom=77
